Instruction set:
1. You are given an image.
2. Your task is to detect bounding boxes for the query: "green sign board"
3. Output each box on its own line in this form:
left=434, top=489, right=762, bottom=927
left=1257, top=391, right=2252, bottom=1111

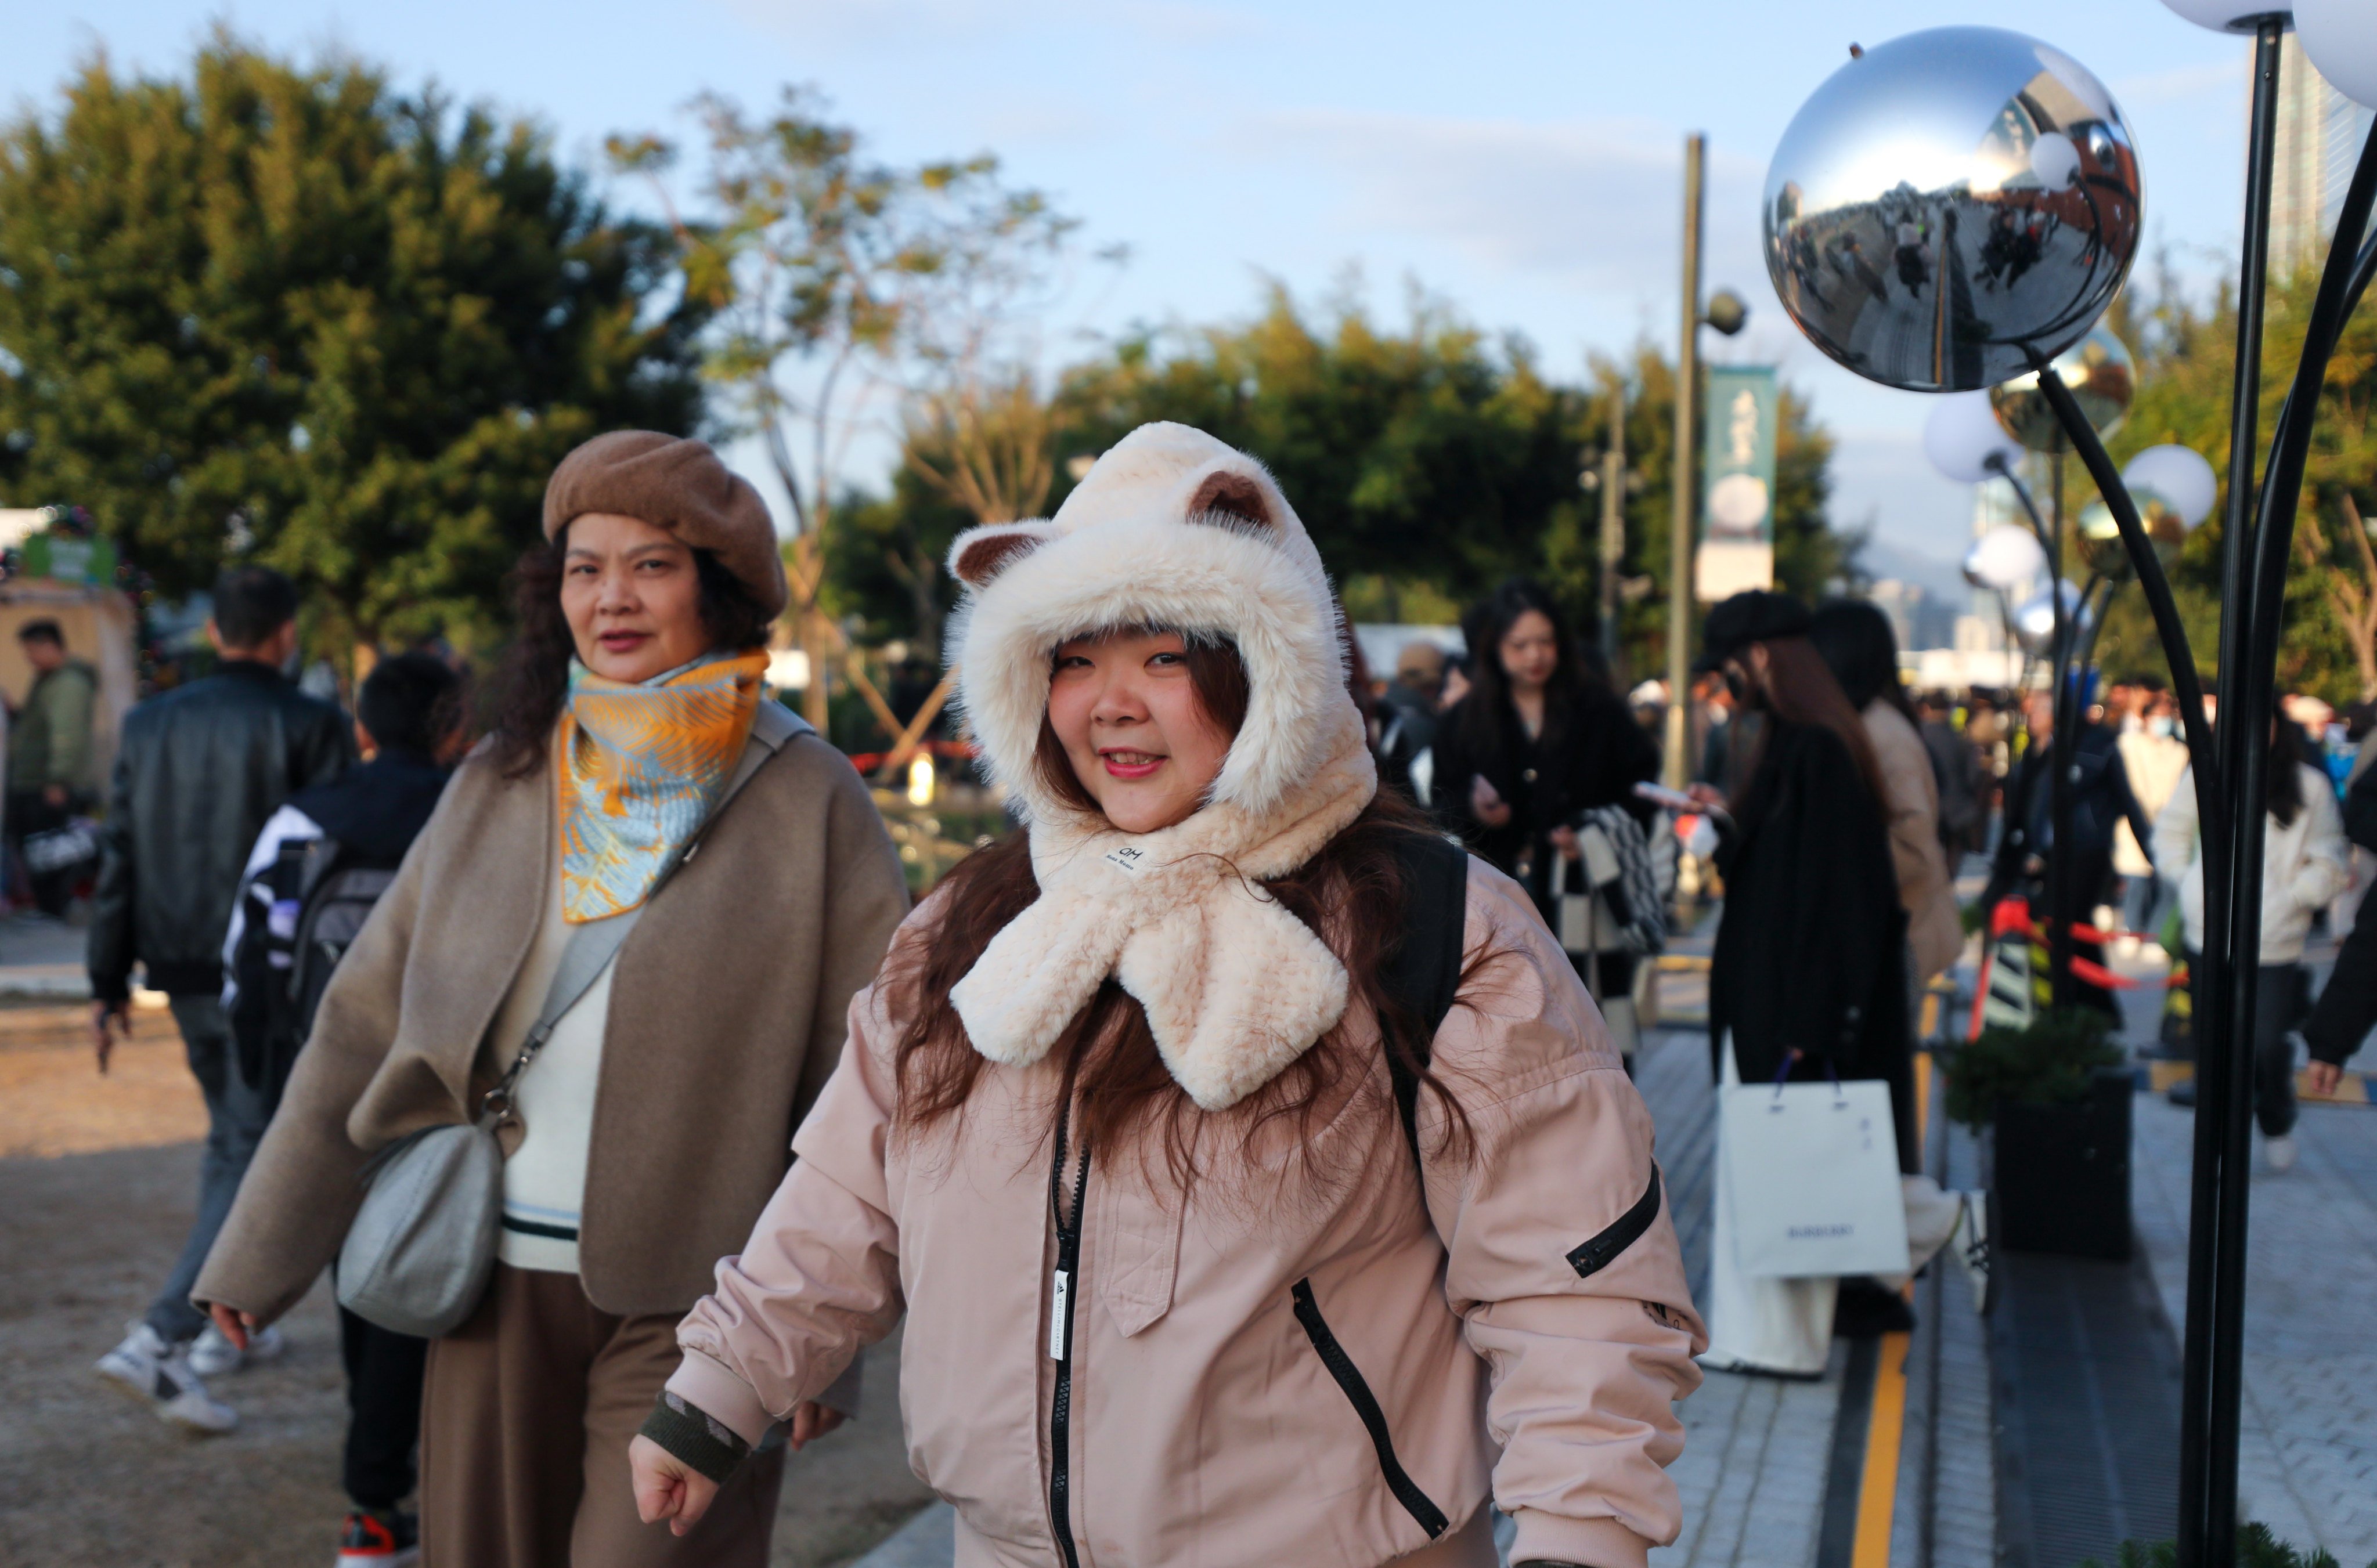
left=23, top=531, right=117, bottom=587
left=1698, top=366, right=1778, bottom=600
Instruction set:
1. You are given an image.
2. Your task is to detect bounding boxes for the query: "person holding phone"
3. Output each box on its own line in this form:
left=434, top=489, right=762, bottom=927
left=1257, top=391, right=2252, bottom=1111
left=1431, top=580, right=1661, bottom=1052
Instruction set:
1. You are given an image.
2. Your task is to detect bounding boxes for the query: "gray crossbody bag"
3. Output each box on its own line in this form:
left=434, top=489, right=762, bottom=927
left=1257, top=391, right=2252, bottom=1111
left=336, top=706, right=800, bottom=1338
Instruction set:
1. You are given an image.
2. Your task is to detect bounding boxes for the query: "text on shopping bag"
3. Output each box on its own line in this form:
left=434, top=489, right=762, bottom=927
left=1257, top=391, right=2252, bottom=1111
left=1719, top=1077, right=1910, bottom=1279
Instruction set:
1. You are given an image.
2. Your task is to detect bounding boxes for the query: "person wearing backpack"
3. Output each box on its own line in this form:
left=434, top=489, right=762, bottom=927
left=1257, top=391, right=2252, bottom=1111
left=214, top=651, right=462, bottom=1566
left=627, top=424, right=1703, bottom=1568
left=191, top=433, right=910, bottom=1568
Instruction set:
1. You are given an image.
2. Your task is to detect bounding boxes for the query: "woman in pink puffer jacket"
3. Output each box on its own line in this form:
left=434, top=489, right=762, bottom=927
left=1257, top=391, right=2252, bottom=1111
left=629, top=423, right=1706, bottom=1568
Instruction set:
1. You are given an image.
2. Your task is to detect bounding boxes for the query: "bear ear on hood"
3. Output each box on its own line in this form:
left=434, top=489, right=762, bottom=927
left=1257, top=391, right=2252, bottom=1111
left=1186, top=469, right=1275, bottom=532
left=947, top=522, right=1058, bottom=589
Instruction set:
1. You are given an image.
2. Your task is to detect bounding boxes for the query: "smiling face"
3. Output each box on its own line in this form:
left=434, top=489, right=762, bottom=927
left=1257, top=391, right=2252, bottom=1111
left=1046, top=628, right=1236, bottom=834
left=560, top=512, right=710, bottom=683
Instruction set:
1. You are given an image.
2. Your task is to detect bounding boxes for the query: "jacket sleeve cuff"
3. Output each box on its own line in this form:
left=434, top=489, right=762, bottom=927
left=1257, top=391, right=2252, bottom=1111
left=663, top=1348, right=775, bottom=1451
left=814, top=1352, right=863, bottom=1417
left=1507, top=1511, right=1653, bottom=1568
left=90, top=973, right=131, bottom=1005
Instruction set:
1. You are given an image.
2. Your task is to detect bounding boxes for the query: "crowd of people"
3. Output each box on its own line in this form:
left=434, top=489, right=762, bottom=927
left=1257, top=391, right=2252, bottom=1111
left=39, top=417, right=2376, bottom=1567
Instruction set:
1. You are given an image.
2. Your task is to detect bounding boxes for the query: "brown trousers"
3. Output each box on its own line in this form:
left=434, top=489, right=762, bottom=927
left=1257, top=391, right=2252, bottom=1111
left=420, top=1264, right=785, bottom=1568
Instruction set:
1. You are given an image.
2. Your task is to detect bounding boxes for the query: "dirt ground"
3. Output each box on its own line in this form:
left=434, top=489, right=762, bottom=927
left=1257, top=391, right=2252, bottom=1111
left=0, top=1003, right=936, bottom=1568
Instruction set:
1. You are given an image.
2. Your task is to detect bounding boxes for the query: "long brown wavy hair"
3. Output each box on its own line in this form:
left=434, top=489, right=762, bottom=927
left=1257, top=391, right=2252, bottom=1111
left=485, top=523, right=777, bottom=778
left=885, top=634, right=1475, bottom=1189
left=1735, top=633, right=1887, bottom=810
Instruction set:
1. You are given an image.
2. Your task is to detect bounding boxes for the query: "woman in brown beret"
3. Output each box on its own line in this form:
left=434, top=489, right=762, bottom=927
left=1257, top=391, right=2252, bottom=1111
left=192, top=432, right=910, bottom=1567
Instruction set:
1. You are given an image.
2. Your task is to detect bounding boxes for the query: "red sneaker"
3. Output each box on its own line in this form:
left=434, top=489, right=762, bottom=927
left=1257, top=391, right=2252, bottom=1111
left=336, top=1509, right=419, bottom=1567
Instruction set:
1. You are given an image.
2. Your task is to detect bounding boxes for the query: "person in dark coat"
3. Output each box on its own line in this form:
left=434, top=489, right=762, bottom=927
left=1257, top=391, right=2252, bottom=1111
left=1916, top=690, right=1985, bottom=860
left=1431, top=579, right=1660, bottom=1044
left=218, top=651, right=461, bottom=1565
left=1980, top=685, right=2154, bottom=1014
left=2306, top=758, right=2377, bottom=1097
left=1690, top=592, right=1990, bottom=1374
left=87, top=566, right=353, bottom=1433
left=1695, top=594, right=1913, bottom=1157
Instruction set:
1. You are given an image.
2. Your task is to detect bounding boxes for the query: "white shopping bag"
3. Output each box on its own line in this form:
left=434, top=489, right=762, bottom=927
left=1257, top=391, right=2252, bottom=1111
left=1719, top=1072, right=1910, bottom=1280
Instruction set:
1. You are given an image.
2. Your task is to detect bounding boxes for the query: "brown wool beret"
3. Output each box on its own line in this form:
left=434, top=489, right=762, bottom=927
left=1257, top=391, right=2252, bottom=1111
left=542, top=431, right=789, bottom=617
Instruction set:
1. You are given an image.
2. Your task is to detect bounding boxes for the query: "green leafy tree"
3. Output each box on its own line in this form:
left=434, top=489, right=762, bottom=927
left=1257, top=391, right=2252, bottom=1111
left=0, top=35, right=706, bottom=651
left=829, top=286, right=1853, bottom=683
left=2079, top=263, right=2375, bottom=704
left=609, top=88, right=1076, bottom=724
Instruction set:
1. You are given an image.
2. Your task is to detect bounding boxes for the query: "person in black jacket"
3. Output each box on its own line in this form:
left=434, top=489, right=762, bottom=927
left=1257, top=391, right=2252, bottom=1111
left=2306, top=756, right=2377, bottom=1096
left=1980, top=685, right=2154, bottom=1014
left=1431, top=579, right=1660, bottom=1045
left=88, top=566, right=354, bottom=1433
left=217, top=651, right=457, bottom=1563
left=1691, top=592, right=1990, bottom=1375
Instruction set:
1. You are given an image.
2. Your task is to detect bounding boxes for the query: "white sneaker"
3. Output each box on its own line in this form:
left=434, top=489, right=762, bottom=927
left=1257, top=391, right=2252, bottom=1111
left=2266, top=1134, right=2299, bottom=1173
left=93, top=1321, right=172, bottom=1394
left=189, top=1319, right=283, bottom=1377
left=1953, top=1192, right=1997, bottom=1317
left=94, top=1322, right=237, bottom=1435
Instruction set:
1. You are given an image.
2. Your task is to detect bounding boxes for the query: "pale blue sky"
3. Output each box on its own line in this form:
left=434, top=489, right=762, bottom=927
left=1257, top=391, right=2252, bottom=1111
left=8, top=1, right=2255, bottom=592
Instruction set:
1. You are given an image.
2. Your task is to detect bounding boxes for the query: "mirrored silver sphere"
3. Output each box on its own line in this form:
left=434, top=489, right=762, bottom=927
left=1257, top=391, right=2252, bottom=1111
left=2075, top=494, right=2187, bottom=581
left=1764, top=27, right=2142, bottom=392
left=2012, top=580, right=2090, bottom=659
left=1989, top=327, right=2135, bottom=452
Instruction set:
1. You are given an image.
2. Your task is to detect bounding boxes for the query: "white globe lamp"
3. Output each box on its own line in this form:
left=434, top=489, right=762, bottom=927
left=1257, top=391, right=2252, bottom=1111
left=2122, top=445, right=2219, bottom=528
left=2158, top=0, right=2284, bottom=32
left=2296, top=0, right=2377, bottom=108
left=1925, top=392, right=2028, bottom=484
left=1963, top=523, right=2050, bottom=592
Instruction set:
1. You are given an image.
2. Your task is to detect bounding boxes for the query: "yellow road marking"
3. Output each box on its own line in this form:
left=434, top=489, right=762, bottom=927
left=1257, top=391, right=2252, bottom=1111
left=1847, top=1049, right=1934, bottom=1563
left=1853, top=1331, right=1913, bottom=1567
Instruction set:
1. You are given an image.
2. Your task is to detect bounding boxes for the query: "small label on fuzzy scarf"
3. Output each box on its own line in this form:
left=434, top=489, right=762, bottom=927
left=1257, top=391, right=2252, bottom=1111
left=1102, top=846, right=1148, bottom=875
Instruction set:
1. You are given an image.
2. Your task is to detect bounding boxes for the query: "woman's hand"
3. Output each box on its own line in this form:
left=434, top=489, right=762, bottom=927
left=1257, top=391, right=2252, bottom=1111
left=630, top=1434, right=719, bottom=1537
left=789, top=1401, right=846, bottom=1449
left=1470, top=774, right=1513, bottom=829
left=2306, top=1061, right=2343, bottom=1099
left=1685, top=782, right=1726, bottom=812
left=203, top=1302, right=259, bottom=1353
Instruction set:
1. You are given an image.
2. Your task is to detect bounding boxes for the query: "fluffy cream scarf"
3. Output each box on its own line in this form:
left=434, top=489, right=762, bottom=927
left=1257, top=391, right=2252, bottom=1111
left=949, top=707, right=1377, bottom=1111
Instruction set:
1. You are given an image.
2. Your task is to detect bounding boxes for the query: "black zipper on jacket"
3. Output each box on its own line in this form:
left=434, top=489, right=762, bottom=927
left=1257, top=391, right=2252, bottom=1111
left=1289, top=1277, right=1450, bottom=1539
left=1046, top=1101, right=1091, bottom=1568
left=1565, top=1164, right=1663, bottom=1280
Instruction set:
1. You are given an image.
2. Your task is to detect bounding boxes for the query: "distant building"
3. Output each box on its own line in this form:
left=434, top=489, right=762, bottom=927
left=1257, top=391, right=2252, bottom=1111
left=2271, top=35, right=2376, bottom=278
left=1867, top=579, right=1958, bottom=653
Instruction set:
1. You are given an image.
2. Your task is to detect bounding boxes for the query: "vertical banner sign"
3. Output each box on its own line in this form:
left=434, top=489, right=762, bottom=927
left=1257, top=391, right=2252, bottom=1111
left=1697, top=366, right=1778, bottom=601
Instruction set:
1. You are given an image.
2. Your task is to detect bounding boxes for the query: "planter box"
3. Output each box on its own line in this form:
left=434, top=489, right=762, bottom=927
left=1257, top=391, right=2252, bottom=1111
left=1992, top=1067, right=2133, bottom=1260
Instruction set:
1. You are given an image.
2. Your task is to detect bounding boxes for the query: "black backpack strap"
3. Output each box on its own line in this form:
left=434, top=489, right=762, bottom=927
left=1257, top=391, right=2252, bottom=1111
left=1379, top=830, right=1470, bottom=1173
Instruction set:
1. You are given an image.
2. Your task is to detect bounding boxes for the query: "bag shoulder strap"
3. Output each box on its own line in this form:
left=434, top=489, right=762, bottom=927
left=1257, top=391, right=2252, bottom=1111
left=484, top=708, right=811, bottom=1122
left=1379, top=830, right=1470, bottom=1174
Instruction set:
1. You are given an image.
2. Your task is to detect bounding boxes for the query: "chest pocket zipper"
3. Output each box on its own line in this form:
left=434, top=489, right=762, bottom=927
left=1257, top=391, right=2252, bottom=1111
left=1289, top=1278, right=1450, bottom=1539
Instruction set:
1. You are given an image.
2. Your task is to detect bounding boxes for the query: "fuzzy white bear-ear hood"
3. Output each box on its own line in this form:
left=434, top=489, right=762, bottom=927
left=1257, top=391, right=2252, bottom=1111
left=940, top=422, right=1382, bottom=1111
left=944, top=421, right=1352, bottom=824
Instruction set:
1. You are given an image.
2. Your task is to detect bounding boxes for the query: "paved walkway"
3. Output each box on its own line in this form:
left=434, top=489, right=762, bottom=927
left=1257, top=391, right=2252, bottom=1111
left=2123, top=946, right=2377, bottom=1561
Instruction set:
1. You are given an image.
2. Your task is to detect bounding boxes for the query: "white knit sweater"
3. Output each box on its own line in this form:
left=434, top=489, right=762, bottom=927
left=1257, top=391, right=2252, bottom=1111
left=2153, top=763, right=2349, bottom=964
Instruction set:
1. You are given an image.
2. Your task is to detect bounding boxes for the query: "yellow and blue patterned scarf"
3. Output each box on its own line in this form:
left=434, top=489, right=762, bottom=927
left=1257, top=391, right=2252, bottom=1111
left=556, top=651, right=768, bottom=923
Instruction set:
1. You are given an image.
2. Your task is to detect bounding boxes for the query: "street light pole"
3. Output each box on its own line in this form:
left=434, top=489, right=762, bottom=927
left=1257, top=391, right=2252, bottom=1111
left=1600, top=388, right=1626, bottom=670
left=1665, top=132, right=1707, bottom=790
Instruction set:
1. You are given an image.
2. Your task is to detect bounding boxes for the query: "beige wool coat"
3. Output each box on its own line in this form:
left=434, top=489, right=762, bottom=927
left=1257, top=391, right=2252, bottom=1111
left=1864, top=700, right=1964, bottom=985
left=195, top=709, right=909, bottom=1324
